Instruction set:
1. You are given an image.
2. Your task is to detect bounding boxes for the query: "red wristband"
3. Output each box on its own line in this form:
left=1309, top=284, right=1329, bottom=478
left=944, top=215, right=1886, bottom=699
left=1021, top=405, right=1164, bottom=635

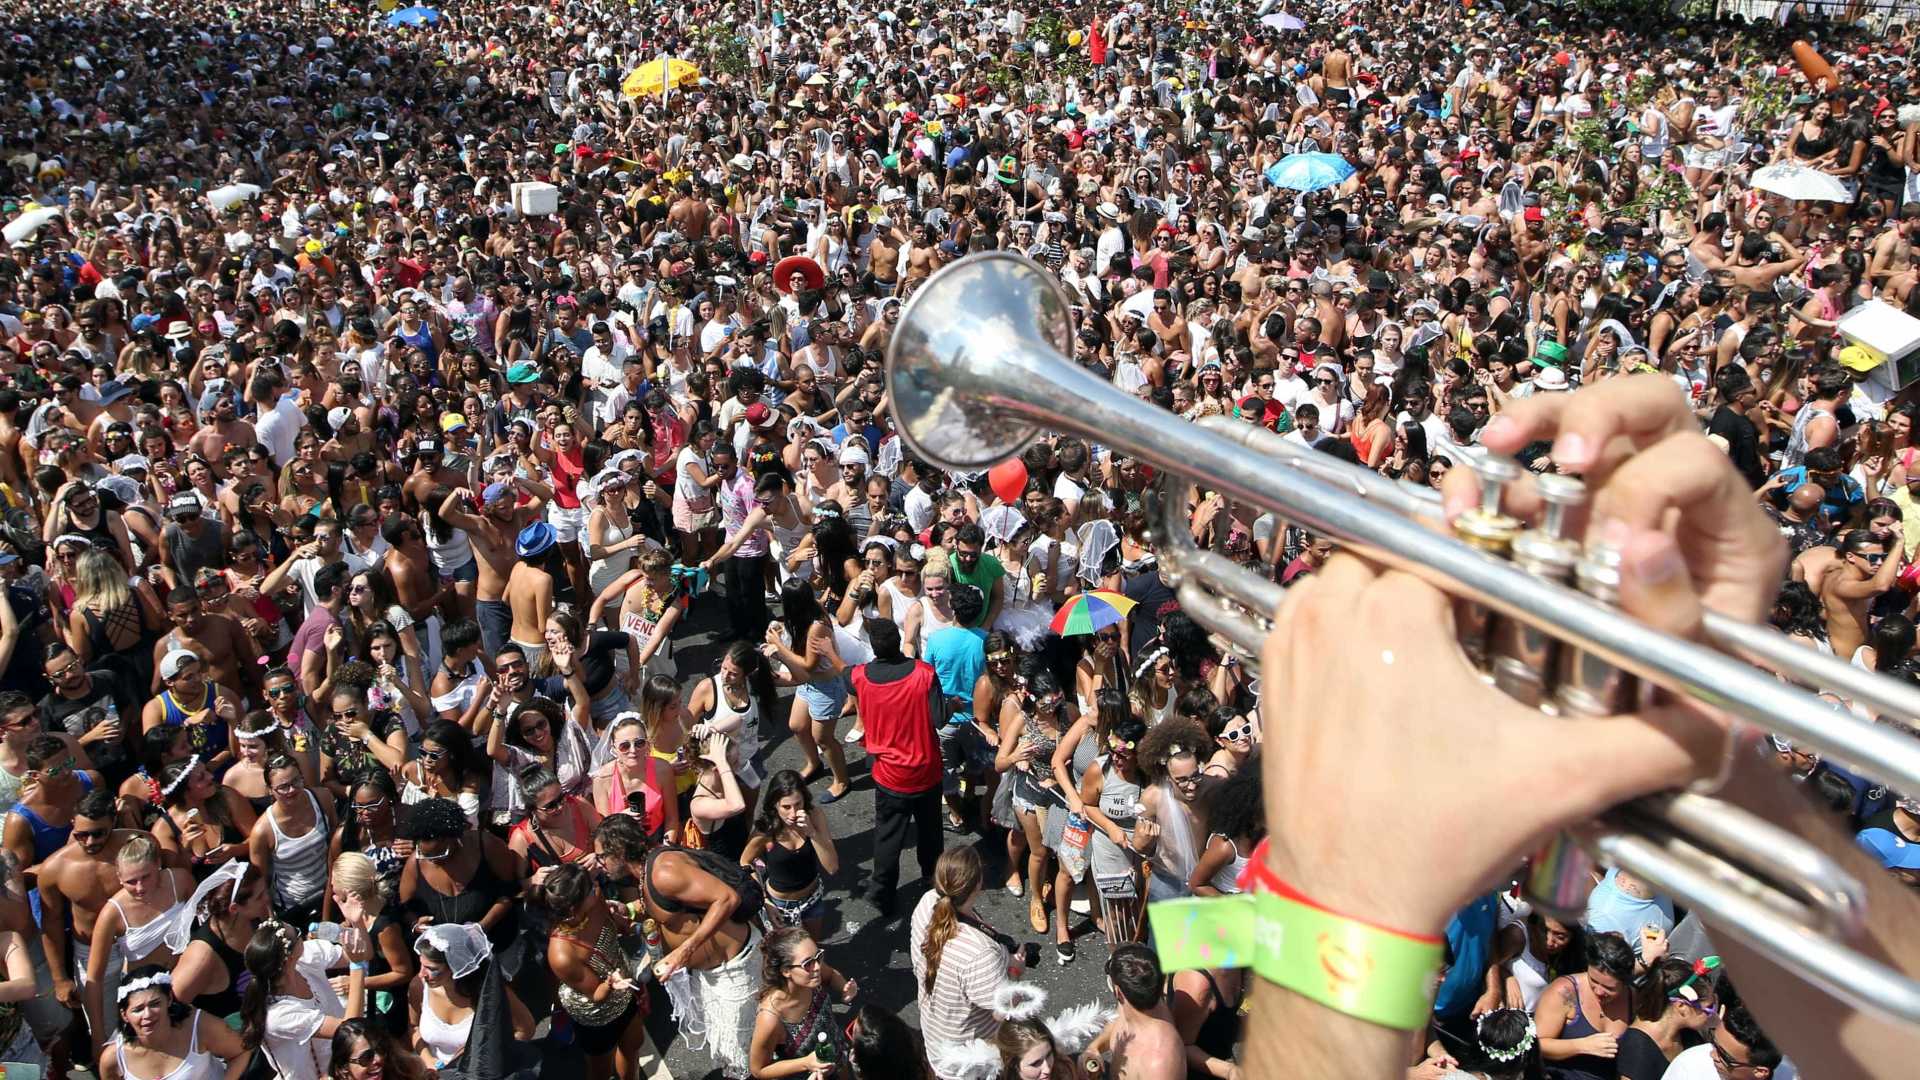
left=1237, top=837, right=1443, bottom=945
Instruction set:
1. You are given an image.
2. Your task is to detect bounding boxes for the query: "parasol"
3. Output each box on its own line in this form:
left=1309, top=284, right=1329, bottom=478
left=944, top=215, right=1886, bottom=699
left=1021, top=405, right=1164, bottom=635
left=1049, top=591, right=1138, bottom=637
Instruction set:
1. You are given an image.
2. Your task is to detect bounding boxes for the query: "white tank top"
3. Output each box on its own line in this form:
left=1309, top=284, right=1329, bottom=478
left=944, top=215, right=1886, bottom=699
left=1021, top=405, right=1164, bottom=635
left=917, top=595, right=957, bottom=639
left=418, top=989, right=474, bottom=1066
left=115, top=1013, right=221, bottom=1080
left=704, top=675, right=763, bottom=780
left=422, top=511, right=474, bottom=574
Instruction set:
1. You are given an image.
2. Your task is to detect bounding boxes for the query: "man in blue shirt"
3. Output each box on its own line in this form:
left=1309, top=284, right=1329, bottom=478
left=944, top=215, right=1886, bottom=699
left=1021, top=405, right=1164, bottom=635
left=1430, top=893, right=1500, bottom=1053
left=923, top=584, right=990, bottom=820
left=1769, top=445, right=1863, bottom=526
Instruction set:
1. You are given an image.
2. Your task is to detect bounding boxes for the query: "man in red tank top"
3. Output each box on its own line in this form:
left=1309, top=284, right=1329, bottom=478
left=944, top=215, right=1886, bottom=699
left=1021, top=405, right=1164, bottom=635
left=847, top=619, right=946, bottom=917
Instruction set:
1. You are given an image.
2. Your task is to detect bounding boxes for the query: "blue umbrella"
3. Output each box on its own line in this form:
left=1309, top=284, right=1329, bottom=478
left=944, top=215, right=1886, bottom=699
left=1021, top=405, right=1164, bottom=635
left=1264, top=152, right=1355, bottom=192
left=385, top=5, right=441, bottom=26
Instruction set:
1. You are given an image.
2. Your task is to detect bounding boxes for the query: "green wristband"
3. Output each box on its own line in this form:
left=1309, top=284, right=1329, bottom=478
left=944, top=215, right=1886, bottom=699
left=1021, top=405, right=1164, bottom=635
left=1148, top=893, right=1444, bottom=1031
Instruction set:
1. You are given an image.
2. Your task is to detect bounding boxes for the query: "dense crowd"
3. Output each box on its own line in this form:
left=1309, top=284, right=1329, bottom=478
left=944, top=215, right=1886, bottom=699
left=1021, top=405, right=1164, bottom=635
left=3, top=0, right=1920, bottom=1078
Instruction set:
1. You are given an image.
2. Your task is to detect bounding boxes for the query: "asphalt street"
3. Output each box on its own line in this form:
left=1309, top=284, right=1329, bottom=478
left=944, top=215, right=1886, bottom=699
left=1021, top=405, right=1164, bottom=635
left=637, top=592, right=1120, bottom=1080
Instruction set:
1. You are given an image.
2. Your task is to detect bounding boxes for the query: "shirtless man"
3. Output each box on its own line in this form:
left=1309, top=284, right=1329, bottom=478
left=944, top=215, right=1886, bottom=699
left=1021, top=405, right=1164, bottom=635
left=402, top=438, right=466, bottom=512
left=438, top=477, right=547, bottom=657
left=596, top=812, right=759, bottom=1079
left=0, top=392, right=30, bottom=512
left=185, top=389, right=257, bottom=471
left=904, top=223, right=938, bottom=289
left=1868, top=203, right=1918, bottom=287
left=667, top=181, right=711, bottom=242
left=1083, top=944, right=1185, bottom=1080
left=1820, top=527, right=1903, bottom=660
left=38, top=789, right=139, bottom=1023
left=1146, top=290, right=1191, bottom=356
left=1321, top=40, right=1353, bottom=105
left=150, top=585, right=259, bottom=703
left=379, top=514, right=450, bottom=629
left=504, top=521, right=559, bottom=670
left=867, top=221, right=906, bottom=295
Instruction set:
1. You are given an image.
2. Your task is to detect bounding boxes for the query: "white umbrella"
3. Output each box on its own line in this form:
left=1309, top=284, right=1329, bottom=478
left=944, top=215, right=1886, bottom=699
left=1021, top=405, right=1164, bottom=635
left=2, top=207, right=61, bottom=244
left=1750, top=163, right=1852, bottom=204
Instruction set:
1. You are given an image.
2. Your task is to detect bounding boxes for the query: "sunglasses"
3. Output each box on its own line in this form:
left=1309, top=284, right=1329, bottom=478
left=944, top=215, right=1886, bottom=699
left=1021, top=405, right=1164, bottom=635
left=266, top=685, right=297, bottom=698
left=333, top=708, right=362, bottom=720
left=788, top=954, right=823, bottom=972
left=349, top=1048, right=383, bottom=1068
left=72, top=827, right=107, bottom=841
left=537, top=796, right=567, bottom=814
left=353, top=798, right=388, bottom=816
left=1221, top=724, right=1252, bottom=742
left=615, top=739, right=646, bottom=753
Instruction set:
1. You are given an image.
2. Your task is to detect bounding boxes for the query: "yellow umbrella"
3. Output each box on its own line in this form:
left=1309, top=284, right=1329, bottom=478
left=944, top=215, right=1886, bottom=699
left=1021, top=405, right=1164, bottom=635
left=621, top=58, right=700, bottom=99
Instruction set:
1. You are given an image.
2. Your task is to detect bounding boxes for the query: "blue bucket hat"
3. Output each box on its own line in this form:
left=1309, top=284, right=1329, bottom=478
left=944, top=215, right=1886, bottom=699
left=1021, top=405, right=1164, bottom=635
left=515, top=521, right=556, bottom=558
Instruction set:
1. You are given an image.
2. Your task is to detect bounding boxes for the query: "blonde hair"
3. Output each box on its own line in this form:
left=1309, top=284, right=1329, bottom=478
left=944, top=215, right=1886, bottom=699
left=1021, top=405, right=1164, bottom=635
left=116, top=833, right=160, bottom=870
left=330, top=852, right=387, bottom=914
left=921, top=847, right=983, bottom=994
left=74, top=548, right=132, bottom=612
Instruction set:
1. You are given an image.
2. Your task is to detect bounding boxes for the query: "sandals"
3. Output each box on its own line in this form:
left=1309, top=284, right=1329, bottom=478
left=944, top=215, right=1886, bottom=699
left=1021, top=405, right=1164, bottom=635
left=1029, top=893, right=1049, bottom=934
left=797, top=765, right=829, bottom=785
left=1055, top=941, right=1076, bottom=965
left=820, top=784, right=851, bottom=805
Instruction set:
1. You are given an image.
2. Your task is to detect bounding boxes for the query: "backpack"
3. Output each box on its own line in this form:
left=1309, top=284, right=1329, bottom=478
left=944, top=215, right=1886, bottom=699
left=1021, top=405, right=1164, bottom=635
left=645, top=845, right=764, bottom=924
left=2, top=507, right=44, bottom=569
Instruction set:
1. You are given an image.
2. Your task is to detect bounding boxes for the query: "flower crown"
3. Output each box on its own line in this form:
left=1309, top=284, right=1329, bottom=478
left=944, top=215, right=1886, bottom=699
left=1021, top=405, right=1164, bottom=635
left=1133, top=645, right=1169, bottom=680
left=154, top=754, right=202, bottom=803
left=117, top=972, right=173, bottom=1003
left=1478, top=1012, right=1537, bottom=1064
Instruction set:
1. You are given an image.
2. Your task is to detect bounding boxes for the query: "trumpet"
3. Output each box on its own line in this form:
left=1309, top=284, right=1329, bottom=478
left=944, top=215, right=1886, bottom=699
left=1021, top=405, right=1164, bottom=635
left=886, top=252, right=1920, bottom=1023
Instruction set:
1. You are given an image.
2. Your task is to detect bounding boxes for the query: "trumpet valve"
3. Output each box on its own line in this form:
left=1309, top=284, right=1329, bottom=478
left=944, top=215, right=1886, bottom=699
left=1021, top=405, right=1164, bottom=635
left=1553, top=543, right=1641, bottom=717
left=1490, top=475, right=1587, bottom=708
left=1453, top=453, right=1523, bottom=555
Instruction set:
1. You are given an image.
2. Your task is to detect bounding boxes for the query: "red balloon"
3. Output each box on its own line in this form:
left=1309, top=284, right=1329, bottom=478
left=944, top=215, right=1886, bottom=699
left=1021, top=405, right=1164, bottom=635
left=988, top=459, right=1029, bottom=504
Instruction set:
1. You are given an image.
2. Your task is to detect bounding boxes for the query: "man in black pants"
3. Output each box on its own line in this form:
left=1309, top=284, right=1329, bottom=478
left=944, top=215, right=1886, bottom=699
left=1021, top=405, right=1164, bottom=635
left=847, top=618, right=945, bottom=916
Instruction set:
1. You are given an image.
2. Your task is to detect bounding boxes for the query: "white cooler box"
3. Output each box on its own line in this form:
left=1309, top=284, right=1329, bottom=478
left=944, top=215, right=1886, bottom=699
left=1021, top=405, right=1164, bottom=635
left=510, top=181, right=560, bottom=217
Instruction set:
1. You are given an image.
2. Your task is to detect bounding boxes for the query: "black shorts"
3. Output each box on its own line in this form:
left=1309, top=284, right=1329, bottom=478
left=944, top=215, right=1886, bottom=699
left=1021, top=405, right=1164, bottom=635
left=572, top=997, right=639, bottom=1056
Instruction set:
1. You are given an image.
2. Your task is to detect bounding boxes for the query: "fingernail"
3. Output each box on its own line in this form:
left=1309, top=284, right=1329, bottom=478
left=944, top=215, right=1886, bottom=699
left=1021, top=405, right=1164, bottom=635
left=1626, top=530, right=1685, bottom=586
left=1553, top=433, right=1592, bottom=470
left=1443, top=486, right=1475, bottom=521
left=1481, top=415, right=1518, bottom=448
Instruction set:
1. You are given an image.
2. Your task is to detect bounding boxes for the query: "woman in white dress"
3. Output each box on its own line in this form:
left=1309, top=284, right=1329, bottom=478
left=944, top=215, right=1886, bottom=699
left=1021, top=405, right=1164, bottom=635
left=585, top=469, right=652, bottom=609
left=240, top=921, right=371, bottom=1080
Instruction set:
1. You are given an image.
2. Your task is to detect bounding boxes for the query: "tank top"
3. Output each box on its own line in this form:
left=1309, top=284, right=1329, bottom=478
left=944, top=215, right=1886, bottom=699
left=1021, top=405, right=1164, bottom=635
left=775, top=987, right=847, bottom=1063
left=553, top=921, right=635, bottom=1026
left=763, top=833, right=821, bottom=894
left=115, top=1012, right=220, bottom=1080
left=113, top=873, right=187, bottom=966
left=551, top=446, right=587, bottom=509
left=704, top=677, right=764, bottom=784
left=1783, top=403, right=1832, bottom=470
left=1206, top=834, right=1247, bottom=894
left=418, top=988, right=475, bottom=1065
left=588, top=513, right=636, bottom=600
left=1553, top=976, right=1626, bottom=1080
left=916, top=595, right=957, bottom=639
left=395, top=320, right=438, bottom=365
left=1089, top=756, right=1143, bottom=887
left=267, top=791, right=329, bottom=908
left=188, top=924, right=246, bottom=1021
left=10, top=803, right=71, bottom=863
left=422, top=511, right=474, bottom=574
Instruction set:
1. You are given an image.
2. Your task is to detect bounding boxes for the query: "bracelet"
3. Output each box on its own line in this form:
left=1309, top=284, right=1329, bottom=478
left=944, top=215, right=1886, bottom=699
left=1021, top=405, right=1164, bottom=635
left=1146, top=841, right=1443, bottom=1031
left=349, top=962, right=368, bottom=973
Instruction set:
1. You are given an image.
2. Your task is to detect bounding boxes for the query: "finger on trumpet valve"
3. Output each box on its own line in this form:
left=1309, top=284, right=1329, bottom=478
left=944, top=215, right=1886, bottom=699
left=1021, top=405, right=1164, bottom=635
left=1491, top=474, right=1587, bottom=708
left=1451, top=454, right=1523, bottom=668
left=1553, top=543, right=1643, bottom=718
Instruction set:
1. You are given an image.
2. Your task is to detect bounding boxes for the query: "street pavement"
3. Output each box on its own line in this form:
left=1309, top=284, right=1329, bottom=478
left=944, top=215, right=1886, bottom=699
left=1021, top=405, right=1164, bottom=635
left=637, top=594, right=1121, bottom=1080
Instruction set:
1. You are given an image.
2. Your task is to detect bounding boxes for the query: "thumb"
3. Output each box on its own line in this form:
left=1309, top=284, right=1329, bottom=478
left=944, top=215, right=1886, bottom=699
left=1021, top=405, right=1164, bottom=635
left=1518, top=703, right=1726, bottom=829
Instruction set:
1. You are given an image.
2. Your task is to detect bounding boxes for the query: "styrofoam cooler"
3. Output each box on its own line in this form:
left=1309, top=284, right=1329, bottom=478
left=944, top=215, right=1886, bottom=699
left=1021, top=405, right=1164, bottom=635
left=510, top=181, right=559, bottom=217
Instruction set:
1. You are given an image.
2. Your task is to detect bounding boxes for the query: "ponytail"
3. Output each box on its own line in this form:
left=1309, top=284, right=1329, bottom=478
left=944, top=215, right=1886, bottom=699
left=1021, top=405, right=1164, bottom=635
left=922, top=895, right=960, bottom=995
left=921, top=847, right=984, bottom=994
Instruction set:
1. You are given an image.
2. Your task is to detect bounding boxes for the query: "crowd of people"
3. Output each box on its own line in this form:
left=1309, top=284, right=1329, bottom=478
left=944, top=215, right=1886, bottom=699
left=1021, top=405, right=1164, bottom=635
left=2, top=0, right=1920, bottom=1077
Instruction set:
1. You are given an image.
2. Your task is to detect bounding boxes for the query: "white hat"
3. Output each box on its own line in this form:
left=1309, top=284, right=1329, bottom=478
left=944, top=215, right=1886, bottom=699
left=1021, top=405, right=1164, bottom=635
left=160, top=649, right=201, bottom=681
left=1534, top=367, right=1570, bottom=392
left=838, top=443, right=871, bottom=467
left=327, top=406, right=353, bottom=431
left=1096, top=202, right=1122, bottom=221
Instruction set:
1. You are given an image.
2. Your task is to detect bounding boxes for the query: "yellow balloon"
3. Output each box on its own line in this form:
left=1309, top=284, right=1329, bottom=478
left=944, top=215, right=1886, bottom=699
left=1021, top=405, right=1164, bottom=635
left=1067, top=29, right=1083, bottom=46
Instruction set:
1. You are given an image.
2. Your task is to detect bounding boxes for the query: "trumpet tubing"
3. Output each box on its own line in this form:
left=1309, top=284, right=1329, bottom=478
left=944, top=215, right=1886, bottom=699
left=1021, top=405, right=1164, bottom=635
left=887, top=252, right=1920, bottom=1024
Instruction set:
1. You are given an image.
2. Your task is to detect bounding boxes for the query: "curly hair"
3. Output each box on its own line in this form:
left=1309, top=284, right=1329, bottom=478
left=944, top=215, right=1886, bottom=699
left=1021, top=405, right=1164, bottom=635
left=396, top=797, right=468, bottom=841
left=1207, top=754, right=1264, bottom=843
left=1135, top=717, right=1210, bottom=785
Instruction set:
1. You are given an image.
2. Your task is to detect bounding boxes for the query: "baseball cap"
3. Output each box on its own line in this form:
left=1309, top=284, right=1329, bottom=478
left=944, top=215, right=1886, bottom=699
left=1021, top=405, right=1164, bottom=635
left=159, top=649, right=201, bottom=681
left=744, top=403, right=777, bottom=429
left=505, top=363, right=542, bottom=385
left=1534, top=341, right=1569, bottom=367
left=481, top=481, right=513, bottom=505
left=440, top=413, right=470, bottom=433
left=166, top=494, right=202, bottom=520
left=1857, top=827, right=1920, bottom=871
left=327, top=406, right=354, bottom=431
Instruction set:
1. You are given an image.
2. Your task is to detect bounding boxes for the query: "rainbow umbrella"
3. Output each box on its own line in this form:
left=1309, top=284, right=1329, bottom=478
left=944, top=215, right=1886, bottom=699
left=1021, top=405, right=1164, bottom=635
left=1050, top=590, right=1137, bottom=637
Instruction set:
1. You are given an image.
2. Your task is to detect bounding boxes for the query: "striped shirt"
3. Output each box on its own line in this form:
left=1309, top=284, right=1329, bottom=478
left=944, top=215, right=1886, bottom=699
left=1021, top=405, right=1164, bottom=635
left=909, top=890, right=1011, bottom=1077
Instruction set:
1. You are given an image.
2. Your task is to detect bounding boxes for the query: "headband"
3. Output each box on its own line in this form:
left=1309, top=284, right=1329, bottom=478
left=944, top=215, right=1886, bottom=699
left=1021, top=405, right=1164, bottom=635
left=1133, top=646, right=1170, bottom=680
left=1477, top=1012, right=1537, bottom=1064
left=117, top=972, right=173, bottom=1003
left=235, top=718, right=281, bottom=739
left=158, top=754, right=201, bottom=799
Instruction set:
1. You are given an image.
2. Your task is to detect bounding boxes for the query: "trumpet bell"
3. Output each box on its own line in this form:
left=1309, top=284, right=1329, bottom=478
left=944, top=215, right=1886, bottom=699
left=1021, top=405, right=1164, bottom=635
left=886, top=252, right=1077, bottom=470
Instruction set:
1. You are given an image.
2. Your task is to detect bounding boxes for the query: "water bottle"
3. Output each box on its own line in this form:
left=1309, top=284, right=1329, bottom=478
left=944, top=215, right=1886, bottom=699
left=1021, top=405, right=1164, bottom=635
left=309, top=922, right=343, bottom=944
left=813, top=1030, right=836, bottom=1066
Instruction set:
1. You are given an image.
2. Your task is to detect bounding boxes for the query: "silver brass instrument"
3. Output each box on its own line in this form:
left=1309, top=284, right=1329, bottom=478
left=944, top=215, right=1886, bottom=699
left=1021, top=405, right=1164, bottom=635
left=886, top=252, right=1920, bottom=1023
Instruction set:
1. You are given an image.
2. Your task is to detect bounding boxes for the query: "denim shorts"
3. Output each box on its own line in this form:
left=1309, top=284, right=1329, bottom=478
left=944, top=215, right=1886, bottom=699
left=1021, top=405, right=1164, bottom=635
left=796, top=678, right=848, bottom=722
